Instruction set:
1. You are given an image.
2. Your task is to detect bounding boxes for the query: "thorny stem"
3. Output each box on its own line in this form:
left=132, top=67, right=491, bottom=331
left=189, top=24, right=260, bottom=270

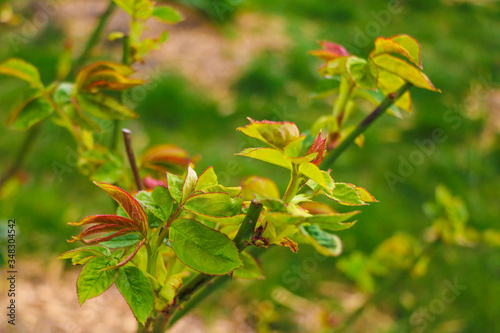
left=154, top=201, right=263, bottom=330
left=122, top=129, right=144, bottom=191
left=73, top=1, right=117, bottom=72
left=322, top=82, right=413, bottom=168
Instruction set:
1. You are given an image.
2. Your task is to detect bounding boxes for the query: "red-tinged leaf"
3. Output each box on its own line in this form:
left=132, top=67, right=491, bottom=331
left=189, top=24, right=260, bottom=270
left=69, top=226, right=136, bottom=244
left=143, top=176, right=166, bottom=190
left=100, top=238, right=147, bottom=271
left=373, top=54, right=440, bottom=92
left=355, top=186, right=378, bottom=202
left=75, top=61, right=135, bottom=91
left=280, top=237, right=298, bottom=253
left=69, top=214, right=138, bottom=229
left=237, top=118, right=301, bottom=150
left=0, top=58, right=42, bottom=87
left=371, top=35, right=422, bottom=69
left=83, top=69, right=144, bottom=92
left=70, top=223, right=127, bottom=240
left=307, top=131, right=327, bottom=166
left=309, top=41, right=350, bottom=61
left=141, top=144, right=198, bottom=175
left=93, top=182, right=148, bottom=235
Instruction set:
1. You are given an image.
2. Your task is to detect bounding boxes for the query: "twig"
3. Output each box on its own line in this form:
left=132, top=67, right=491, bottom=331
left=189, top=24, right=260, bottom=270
left=122, top=129, right=144, bottom=191
left=322, top=82, right=413, bottom=168
left=73, top=1, right=117, bottom=72
left=0, top=123, right=42, bottom=192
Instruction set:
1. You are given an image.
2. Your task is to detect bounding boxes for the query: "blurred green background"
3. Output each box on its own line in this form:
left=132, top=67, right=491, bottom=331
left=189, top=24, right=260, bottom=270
left=0, top=0, right=499, bottom=332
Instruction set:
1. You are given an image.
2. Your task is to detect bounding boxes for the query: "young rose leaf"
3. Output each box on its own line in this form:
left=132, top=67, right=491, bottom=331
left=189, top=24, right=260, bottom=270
left=195, top=166, right=218, bottom=191
left=236, top=148, right=292, bottom=170
left=152, top=6, right=183, bottom=24
left=182, top=164, right=198, bottom=202
left=260, top=198, right=287, bottom=213
left=373, top=54, right=440, bottom=92
left=64, top=103, right=103, bottom=133
left=113, top=0, right=155, bottom=20
left=309, top=41, right=350, bottom=61
left=237, top=118, right=301, bottom=149
left=356, top=186, right=378, bottom=203
left=300, top=225, right=342, bottom=257
left=83, top=69, right=144, bottom=92
left=77, top=256, right=118, bottom=305
left=264, top=213, right=303, bottom=243
left=346, top=56, right=378, bottom=90
left=200, top=185, right=242, bottom=197
left=299, top=162, right=328, bottom=190
left=169, top=219, right=242, bottom=275
left=191, top=213, right=246, bottom=226
left=306, top=131, right=327, bottom=166
left=233, top=252, right=263, bottom=279
left=133, top=31, right=169, bottom=63
left=371, top=35, right=422, bottom=69
left=184, top=192, right=242, bottom=217
left=115, top=265, right=154, bottom=325
left=151, top=185, right=174, bottom=220
left=304, top=211, right=360, bottom=231
left=77, top=93, right=138, bottom=120
left=141, top=144, right=197, bottom=176
left=9, top=97, right=53, bottom=131
left=325, top=183, right=367, bottom=206
left=300, top=201, right=336, bottom=215
left=0, top=58, right=42, bottom=87
left=100, top=233, right=142, bottom=249
left=135, top=191, right=166, bottom=227
left=283, top=136, right=305, bottom=158
left=7, top=87, right=42, bottom=124
left=280, top=237, right=299, bottom=253
left=241, top=176, right=280, bottom=200
left=58, top=246, right=111, bottom=265
left=378, top=70, right=412, bottom=112
left=94, top=182, right=148, bottom=234
left=166, top=172, right=184, bottom=203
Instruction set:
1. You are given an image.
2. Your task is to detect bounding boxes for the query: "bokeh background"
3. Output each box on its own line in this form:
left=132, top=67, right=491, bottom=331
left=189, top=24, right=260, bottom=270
left=0, top=0, right=499, bottom=332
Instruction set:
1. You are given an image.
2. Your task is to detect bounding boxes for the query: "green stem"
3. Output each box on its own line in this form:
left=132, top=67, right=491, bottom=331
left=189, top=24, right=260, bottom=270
left=73, top=1, right=117, bottom=72
left=282, top=165, right=300, bottom=204
left=159, top=201, right=263, bottom=330
left=333, top=78, right=355, bottom=125
left=0, top=123, right=42, bottom=192
left=322, top=82, right=413, bottom=168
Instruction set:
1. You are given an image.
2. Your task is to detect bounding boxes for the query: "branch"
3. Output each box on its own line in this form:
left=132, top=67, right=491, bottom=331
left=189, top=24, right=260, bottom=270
left=322, top=82, right=413, bottom=168
left=122, top=129, right=144, bottom=191
left=73, top=1, right=117, bottom=72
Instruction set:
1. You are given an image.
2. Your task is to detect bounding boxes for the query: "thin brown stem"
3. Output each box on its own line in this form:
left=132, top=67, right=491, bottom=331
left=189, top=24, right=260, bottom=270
left=122, top=129, right=144, bottom=191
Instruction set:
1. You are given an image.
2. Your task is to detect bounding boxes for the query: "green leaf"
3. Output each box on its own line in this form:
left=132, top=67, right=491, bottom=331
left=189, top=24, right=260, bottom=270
left=113, top=0, right=154, bottom=20
left=9, top=97, right=53, bottom=131
left=299, top=163, right=327, bottom=190
left=58, top=246, right=111, bottom=265
left=200, top=185, right=242, bottom=197
left=264, top=213, right=302, bottom=243
left=304, top=211, right=360, bottom=231
left=169, top=219, right=242, bottom=275
left=151, top=185, right=174, bottom=220
left=325, top=183, right=366, bottom=206
left=77, top=256, right=118, bottom=305
left=184, top=192, right=242, bottom=217
left=377, top=70, right=412, bottom=112
left=373, top=54, right=439, bottom=92
left=260, top=198, right=287, bottom=213
left=237, top=118, right=301, bottom=149
left=195, top=167, right=218, bottom=191
left=135, top=191, right=166, bottom=228
left=241, top=176, right=280, bottom=200
left=100, top=233, right=142, bottom=248
left=192, top=213, right=245, bottom=226
left=182, top=164, right=198, bottom=202
left=283, top=136, right=305, bottom=157
left=0, top=58, right=42, bottom=87
left=152, top=6, right=183, bottom=24
left=77, top=92, right=138, bottom=120
left=346, top=56, right=378, bottom=90
left=237, top=148, right=292, bottom=170
left=115, top=265, right=154, bottom=325
left=167, top=172, right=184, bottom=203
left=300, top=225, right=342, bottom=257
left=371, top=35, right=422, bottom=69
left=233, top=252, right=262, bottom=279
left=64, top=104, right=103, bottom=133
